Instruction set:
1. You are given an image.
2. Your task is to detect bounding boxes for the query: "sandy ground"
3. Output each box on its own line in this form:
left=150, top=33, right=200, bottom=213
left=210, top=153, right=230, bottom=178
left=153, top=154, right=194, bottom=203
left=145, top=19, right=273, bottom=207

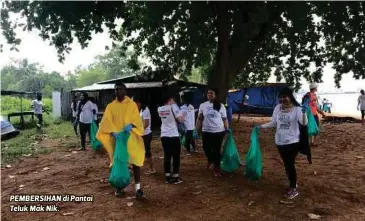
left=1, top=116, right=365, bottom=221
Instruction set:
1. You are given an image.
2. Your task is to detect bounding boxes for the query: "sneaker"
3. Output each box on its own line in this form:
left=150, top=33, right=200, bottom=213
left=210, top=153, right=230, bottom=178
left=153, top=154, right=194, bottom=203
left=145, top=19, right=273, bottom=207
left=285, top=188, right=299, bottom=199
left=172, top=177, right=183, bottom=185
left=135, top=189, right=144, bottom=198
left=164, top=176, right=172, bottom=184
left=114, top=189, right=124, bottom=197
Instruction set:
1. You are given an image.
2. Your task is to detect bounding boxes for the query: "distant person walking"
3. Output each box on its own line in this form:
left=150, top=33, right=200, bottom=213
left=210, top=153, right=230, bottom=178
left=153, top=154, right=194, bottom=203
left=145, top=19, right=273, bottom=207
left=71, top=95, right=80, bottom=136
left=304, top=83, right=325, bottom=146
left=358, top=89, right=365, bottom=126
left=31, top=93, right=46, bottom=129
left=77, top=92, right=96, bottom=150
left=180, top=94, right=197, bottom=155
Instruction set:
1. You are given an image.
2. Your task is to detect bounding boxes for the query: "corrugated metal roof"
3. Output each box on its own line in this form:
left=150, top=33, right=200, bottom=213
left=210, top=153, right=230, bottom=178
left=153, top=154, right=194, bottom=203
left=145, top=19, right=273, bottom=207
left=72, top=81, right=179, bottom=91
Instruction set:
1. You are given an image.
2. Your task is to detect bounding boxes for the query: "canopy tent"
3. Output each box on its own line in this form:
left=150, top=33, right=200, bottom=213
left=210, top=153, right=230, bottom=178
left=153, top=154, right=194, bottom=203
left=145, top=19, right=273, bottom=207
left=1, top=116, right=20, bottom=140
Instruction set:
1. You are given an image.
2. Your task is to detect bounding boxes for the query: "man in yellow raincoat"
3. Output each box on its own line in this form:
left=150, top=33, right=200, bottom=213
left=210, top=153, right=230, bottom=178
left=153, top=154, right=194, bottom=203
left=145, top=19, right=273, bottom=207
left=96, top=82, right=145, bottom=198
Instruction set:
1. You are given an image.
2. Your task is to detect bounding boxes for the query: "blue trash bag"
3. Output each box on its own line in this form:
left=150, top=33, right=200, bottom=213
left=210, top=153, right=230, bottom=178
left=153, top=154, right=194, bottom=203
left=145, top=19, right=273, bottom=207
left=244, top=127, right=263, bottom=180
left=221, top=130, right=241, bottom=173
left=109, top=132, right=131, bottom=189
left=306, top=108, right=320, bottom=137
left=193, top=129, right=200, bottom=140
left=90, top=121, right=102, bottom=151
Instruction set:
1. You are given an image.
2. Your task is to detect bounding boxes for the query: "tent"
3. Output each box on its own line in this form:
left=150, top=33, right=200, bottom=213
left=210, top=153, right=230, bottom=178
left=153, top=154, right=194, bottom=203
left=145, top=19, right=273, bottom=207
left=1, top=116, right=20, bottom=140
left=227, top=83, right=289, bottom=116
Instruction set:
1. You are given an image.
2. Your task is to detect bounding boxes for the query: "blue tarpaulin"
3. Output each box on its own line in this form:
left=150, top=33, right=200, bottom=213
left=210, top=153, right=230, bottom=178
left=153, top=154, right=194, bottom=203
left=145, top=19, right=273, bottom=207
left=227, top=84, right=288, bottom=115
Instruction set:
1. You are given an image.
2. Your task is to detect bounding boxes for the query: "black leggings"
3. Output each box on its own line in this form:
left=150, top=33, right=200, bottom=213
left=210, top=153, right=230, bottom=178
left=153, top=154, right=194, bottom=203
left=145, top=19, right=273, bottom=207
left=161, top=137, right=181, bottom=175
left=202, top=131, right=225, bottom=167
left=72, top=117, right=78, bottom=135
left=79, top=122, right=91, bottom=148
left=184, top=130, right=197, bottom=153
left=277, top=143, right=300, bottom=189
left=143, top=133, right=153, bottom=158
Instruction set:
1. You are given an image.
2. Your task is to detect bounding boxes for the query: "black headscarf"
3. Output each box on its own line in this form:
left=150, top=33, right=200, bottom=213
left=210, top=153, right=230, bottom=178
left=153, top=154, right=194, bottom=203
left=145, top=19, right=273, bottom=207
left=78, top=92, right=89, bottom=116
left=278, top=87, right=301, bottom=107
left=209, top=88, right=221, bottom=112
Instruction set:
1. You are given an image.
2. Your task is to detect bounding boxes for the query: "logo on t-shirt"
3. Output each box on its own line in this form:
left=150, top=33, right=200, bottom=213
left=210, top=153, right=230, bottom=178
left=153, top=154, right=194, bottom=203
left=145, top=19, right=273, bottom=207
left=278, top=114, right=291, bottom=130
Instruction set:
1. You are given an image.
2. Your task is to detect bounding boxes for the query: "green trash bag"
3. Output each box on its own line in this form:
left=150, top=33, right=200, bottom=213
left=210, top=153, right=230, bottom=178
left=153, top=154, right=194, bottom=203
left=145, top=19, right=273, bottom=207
left=180, top=135, right=186, bottom=147
left=306, top=108, right=320, bottom=137
left=221, top=131, right=241, bottom=173
left=244, top=128, right=263, bottom=180
left=109, top=132, right=131, bottom=189
left=90, top=121, right=102, bottom=151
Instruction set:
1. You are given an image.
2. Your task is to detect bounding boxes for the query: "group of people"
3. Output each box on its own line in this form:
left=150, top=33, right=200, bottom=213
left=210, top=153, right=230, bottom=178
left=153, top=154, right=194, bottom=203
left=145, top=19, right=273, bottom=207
left=70, top=92, right=98, bottom=150
left=69, top=82, right=364, bottom=201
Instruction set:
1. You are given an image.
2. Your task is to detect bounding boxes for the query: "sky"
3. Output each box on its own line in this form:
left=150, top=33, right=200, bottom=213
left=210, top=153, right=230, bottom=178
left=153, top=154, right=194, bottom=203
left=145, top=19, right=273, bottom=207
left=1, top=13, right=364, bottom=94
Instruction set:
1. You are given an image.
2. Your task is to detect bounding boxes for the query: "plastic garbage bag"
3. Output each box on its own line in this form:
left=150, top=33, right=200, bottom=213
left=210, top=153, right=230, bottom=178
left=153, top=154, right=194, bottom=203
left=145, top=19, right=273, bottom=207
left=90, top=121, right=102, bottom=151
left=244, top=127, right=263, bottom=180
left=109, top=132, right=131, bottom=189
left=193, top=129, right=200, bottom=140
left=180, top=135, right=186, bottom=148
left=221, top=130, right=241, bottom=173
left=306, top=108, right=320, bottom=137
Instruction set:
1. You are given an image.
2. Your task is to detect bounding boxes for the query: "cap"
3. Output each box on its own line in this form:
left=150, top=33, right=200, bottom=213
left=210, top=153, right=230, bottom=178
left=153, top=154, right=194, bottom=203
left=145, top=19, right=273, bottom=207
left=309, top=83, right=318, bottom=90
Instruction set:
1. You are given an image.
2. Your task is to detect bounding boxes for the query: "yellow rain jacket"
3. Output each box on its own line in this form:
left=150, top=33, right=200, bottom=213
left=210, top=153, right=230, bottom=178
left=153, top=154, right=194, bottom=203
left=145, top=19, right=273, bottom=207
left=96, top=97, right=145, bottom=167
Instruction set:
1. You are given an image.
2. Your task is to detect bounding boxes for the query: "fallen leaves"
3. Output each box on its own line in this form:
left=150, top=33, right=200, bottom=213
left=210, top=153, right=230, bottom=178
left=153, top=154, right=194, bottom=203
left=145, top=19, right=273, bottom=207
left=62, top=212, right=74, bottom=216
left=6, top=164, right=11, bottom=168
left=247, top=201, right=255, bottom=206
left=192, top=191, right=202, bottom=195
left=126, top=202, right=133, bottom=207
left=8, top=175, right=16, bottom=179
left=355, top=156, right=364, bottom=159
left=43, top=167, right=50, bottom=171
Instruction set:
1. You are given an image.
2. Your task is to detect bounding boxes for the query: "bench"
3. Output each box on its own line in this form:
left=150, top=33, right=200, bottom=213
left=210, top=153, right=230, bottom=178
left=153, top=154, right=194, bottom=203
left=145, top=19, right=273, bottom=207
left=7, top=111, right=35, bottom=129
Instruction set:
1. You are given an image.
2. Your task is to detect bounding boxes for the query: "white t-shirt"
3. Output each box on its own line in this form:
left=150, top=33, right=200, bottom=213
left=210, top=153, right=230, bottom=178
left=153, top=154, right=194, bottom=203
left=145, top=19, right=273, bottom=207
left=79, top=101, right=95, bottom=124
left=71, top=101, right=80, bottom=117
left=261, top=104, right=308, bottom=146
left=198, top=101, right=227, bottom=133
left=140, top=107, right=152, bottom=136
left=180, top=104, right=195, bottom=131
left=358, top=95, right=365, bottom=110
left=31, top=100, right=42, bottom=115
left=92, top=103, right=98, bottom=121
left=158, top=104, right=182, bottom=137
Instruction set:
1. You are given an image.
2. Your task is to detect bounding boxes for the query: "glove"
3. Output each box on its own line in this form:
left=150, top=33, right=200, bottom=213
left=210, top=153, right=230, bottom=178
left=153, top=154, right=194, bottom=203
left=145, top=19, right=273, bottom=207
left=123, top=124, right=133, bottom=133
left=112, top=132, right=119, bottom=138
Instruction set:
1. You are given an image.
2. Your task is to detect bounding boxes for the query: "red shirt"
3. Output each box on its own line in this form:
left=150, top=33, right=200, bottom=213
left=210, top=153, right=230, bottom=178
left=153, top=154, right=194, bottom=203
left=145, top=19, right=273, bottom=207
left=308, top=92, right=318, bottom=115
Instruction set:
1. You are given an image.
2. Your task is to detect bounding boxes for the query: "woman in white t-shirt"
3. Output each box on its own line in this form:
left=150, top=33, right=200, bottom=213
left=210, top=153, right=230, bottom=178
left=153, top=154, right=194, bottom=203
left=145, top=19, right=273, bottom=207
left=158, top=94, right=184, bottom=184
left=77, top=92, right=96, bottom=151
left=259, top=87, right=308, bottom=200
left=180, top=94, right=197, bottom=155
left=136, top=100, right=156, bottom=174
left=196, top=88, right=229, bottom=177
left=71, top=95, right=80, bottom=136
left=357, top=89, right=365, bottom=125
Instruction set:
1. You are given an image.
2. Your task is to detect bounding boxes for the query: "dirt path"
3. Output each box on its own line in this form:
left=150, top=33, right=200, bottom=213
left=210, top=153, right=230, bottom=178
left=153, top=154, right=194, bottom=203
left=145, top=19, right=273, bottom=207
left=2, top=117, right=365, bottom=221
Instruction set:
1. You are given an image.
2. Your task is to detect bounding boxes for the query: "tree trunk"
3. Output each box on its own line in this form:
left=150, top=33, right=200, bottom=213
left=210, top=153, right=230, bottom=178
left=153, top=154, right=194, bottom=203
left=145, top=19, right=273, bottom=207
left=207, top=2, right=231, bottom=103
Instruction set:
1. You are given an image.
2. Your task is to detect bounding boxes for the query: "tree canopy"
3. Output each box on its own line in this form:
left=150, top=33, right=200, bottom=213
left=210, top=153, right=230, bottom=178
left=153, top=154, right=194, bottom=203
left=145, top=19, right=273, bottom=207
left=2, top=1, right=365, bottom=100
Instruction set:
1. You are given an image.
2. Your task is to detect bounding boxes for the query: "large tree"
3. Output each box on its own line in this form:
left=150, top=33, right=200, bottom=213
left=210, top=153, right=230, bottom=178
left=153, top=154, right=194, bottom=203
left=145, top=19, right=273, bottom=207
left=2, top=1, right=365, bottom=100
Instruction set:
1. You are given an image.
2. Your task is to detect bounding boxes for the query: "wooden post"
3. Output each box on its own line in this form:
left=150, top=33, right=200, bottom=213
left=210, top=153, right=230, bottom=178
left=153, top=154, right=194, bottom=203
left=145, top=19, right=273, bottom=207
left=20, top=93, right=24, bottom=129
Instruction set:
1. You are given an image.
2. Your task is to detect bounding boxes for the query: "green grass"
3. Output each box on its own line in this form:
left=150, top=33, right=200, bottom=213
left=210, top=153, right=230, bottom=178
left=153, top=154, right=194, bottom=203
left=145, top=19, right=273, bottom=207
left=1, top=117, right=76, bottom=165
left=1, top=96, right=52, bottom=115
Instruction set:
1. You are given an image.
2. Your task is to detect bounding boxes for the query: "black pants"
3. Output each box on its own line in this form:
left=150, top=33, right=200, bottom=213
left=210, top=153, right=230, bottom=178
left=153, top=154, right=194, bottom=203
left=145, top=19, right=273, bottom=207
left=72, top=117, right=78, bottom=135
left=277, top=143, right=300, bottom=188
left=184, top=130, right=197, bottom=153
left=202, top=131, right=225, bottom=167
left=79, top=122, right=91, bottom=148
left=143, top=133, right=153, bottom=158
left=35, top=114, right=43, bottom=125
left=161, top=137, right=181, bottom=175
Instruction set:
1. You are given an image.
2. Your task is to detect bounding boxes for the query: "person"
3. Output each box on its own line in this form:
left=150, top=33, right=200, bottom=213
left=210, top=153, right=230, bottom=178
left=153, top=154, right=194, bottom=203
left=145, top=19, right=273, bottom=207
left=136, top=99, right=156, bottom=174
left=89, top=97, right=99, bottom=125
left=196, top=88, right=229, bottom=177
left=259, top=87, right=308, bottom=199
left=96, top=82, right=145, bottom=198
left=158, top=93, right=185, bottom=184
left=31, top=93, right=45, bottom=129
left=77, top=92, right=96, bottom=151
left=358, top=89, right=365, bottom=125
left=71, top=95, right=79, bottom=136
left=180, top=94, right=197, bottom=155
left=304, top=83, right=325, bottom=146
